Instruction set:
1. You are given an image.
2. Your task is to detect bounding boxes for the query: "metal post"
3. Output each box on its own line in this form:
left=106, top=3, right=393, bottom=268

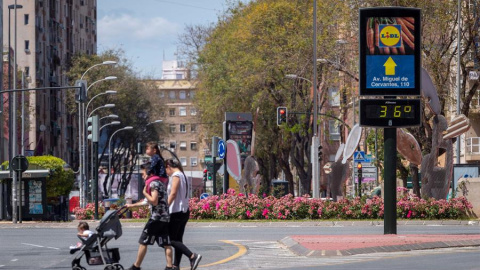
left=93, top=141, right=98, bottom=219
left=312, top=0, right=320, bottom=198
left=78, top=103, right=83, bottom=207
left=0, top=0, right=4, bottom=221
left=212, top=156, right=216, bottom=195
left=11, top=1, right=19, bottom=224
left=21, top=72, right=24, bottom=155
left=384, top=127, right=397, bottom=234
left=454, top=0, right=461, bottom=196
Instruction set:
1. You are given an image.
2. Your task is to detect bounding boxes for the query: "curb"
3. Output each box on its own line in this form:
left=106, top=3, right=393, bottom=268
left=279, top=236, right=480, bottom=257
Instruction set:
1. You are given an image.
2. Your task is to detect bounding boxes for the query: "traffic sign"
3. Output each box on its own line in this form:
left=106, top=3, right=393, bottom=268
left=218, top=139, right=225, bottom=159
left=200, top=193, right=209, bottom=200
left=353, top=151, right=366, bottom=162
left=359, top=7, right=421, bottom=96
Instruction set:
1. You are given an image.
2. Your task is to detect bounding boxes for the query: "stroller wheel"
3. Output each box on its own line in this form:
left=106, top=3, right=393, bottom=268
left=114, top=264, right=124, bottom=270
left=72, top=267, right=84, bottom=270
left=104, top=266, right=116, bottom=270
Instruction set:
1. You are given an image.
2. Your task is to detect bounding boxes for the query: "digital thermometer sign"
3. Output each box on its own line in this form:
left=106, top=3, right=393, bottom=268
left=360, top=99, right=421, bottom=127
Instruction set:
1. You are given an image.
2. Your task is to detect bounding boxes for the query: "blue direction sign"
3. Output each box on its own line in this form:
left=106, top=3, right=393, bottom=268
left=366, top=55, right=414, bottom=89
left=218, top=139, right=226, bottom=159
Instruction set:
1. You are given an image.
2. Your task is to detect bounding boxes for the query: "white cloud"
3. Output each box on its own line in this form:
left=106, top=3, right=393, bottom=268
left=98, top=14, right=180, bottom=43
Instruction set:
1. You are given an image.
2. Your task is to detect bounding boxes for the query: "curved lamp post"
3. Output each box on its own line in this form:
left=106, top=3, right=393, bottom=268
left=100, top=114, right=119, bottom=122
left=85, top=90, right=117, bottom=116
left=81, top=61, right=117, bottom=80
left=88, top=104, right=115, bottom=119
left=107, top=126, right=133, bottom=197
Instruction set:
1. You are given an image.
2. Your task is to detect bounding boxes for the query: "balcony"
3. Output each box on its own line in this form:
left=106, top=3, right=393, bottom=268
left=466, top=137, right=480, bottom=162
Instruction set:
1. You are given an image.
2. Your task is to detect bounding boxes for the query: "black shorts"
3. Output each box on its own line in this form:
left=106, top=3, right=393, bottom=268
left=138, top=219, right=171, bottom=247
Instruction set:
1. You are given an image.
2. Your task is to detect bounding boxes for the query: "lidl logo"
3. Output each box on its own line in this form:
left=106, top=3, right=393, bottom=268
left=379, top=25, right=402, bottom=48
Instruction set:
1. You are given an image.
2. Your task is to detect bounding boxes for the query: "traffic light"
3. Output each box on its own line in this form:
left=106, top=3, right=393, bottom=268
left=357, top=162, right=362, bottom=177
left=318, top=145, right=323, bottom=162
left=75, top=79, right=87, bottom=103
left=207, top=172, right=212, bottom=181
left=276, top=107, right=288, bottom=126
left=203, top=169, right=208, bottom=182
left=87, top=115, right=99, bottom=142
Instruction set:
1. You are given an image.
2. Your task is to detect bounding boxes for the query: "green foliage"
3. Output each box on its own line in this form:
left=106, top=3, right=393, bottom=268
left=2, top=156, right=74, bottom=198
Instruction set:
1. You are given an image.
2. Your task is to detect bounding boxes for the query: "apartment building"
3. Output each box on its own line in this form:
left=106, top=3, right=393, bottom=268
left=2, top=0, right=96, bottom=165
left=150, top=60, right=204, bottom=193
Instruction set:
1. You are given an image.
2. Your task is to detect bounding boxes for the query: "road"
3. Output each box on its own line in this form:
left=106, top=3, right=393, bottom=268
left=0, top=222, right=478, bottom=269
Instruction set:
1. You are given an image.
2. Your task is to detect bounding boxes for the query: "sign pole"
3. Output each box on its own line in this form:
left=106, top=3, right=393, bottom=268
left=384, top=127, right=397, bottom=234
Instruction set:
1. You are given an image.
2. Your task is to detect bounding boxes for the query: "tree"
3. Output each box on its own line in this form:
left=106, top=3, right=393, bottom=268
left=66, top=49, right=165, bottom=197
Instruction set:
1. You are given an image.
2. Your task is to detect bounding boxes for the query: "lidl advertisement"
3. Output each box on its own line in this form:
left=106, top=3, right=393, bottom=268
left=365, top=17, right=415, bottom=89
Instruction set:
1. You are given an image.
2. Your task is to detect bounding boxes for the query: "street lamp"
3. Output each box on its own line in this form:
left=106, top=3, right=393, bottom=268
left=285, top=74, right=313, bottom=85
left=85, top=90, right=117, bottom=115
left=100, top=114, right=119, bottom=122
left=100, top=121, right=121, bottom=132
left=81, top=61, right=117, bottom=80
left=107, top=126, right=133, bottom=197
left=78, top=62, right=116, bottom=208
left=147, top=120, right=163, bottom=126
left=88, top=104, right=115, bottom=119
left=87, top=76, right=117, bottom=93
left=7, top=3, right=23, bottom=224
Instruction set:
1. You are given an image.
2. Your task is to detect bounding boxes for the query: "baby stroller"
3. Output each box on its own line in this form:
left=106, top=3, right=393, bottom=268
left=71, top=206, right=128, bottom=270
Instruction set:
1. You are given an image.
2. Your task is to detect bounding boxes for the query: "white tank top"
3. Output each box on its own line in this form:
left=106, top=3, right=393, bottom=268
left=168, top=171, right=190, bottom=213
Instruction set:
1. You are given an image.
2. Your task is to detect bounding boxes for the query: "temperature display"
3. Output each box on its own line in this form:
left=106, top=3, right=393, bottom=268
left=360, top=99, right=421, bottom=127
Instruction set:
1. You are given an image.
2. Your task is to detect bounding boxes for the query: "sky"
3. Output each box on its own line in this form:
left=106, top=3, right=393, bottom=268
left=97, top=0, right=231, bottom=79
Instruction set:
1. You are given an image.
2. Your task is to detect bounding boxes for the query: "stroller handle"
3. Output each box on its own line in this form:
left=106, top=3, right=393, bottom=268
left=116, top=205, right=129, bottom=217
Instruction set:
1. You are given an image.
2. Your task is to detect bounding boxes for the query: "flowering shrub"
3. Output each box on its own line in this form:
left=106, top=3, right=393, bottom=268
left=74, top=189, right=473, bottom=220
left=189, top=189, right=472, bottom=220
left=73, top=202, right=149, bottom=220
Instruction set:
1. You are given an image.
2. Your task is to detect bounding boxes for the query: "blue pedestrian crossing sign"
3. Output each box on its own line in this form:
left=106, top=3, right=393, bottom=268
left=354, top=151, right=366, bottom=162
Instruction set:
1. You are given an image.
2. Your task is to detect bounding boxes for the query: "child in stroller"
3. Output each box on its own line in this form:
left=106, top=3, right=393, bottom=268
left=71, top=206, right=128, bottom=270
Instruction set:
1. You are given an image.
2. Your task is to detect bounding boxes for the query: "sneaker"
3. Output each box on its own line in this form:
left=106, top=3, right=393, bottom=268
left=190, top=253, right=202, bottom=270
left=127, top=265, right=141, bottom=270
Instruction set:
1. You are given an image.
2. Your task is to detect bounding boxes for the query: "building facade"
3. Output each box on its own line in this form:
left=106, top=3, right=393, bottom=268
left=2, top=0, right=97, bottom=165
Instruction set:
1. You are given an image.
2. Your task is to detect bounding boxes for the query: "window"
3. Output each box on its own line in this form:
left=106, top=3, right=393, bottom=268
left=179, top=91, right=186, bottom=100
left=328, top=120, right=341, bottom=141
left=169, top=141, right=176, bottom=149
left=191, top=124, right=197, bottom=133
left=169, top=124, right=176, bottom=133
left=179, top=107, right=187, bottom=116
left=158, top=91, right=165, bottom=98
left=169, top=108, right=175, bottom=116
left=25, top=40, right=30, bottom=51
left=328, top=87, right=340, bottom=106
left=179, top=141, right=187, bottom=151
left=190, top=90, right=195, bottom=99
left=169, top=90, right=175, bottom=99
left=180, top=157, right=187, bottom=167
left=24, top=14, right=29, bottom=25
left=190, top=142, right=197, bottom=151
left=180, top=124, right=186, bottom=133
left=190, top=107, right=197, bottom=116
left=190, top=157, right=198, bottom=167
left=25, top=67, right=30, bottom=76
left=176, top=73, right=184, bottom=80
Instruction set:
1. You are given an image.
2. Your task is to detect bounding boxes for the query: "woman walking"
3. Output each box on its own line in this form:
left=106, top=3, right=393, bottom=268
left=165, top=158, right=202, bottom=270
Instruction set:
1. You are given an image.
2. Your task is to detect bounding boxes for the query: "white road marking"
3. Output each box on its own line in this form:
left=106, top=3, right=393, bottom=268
left=21, top=243, right=43, bottom=248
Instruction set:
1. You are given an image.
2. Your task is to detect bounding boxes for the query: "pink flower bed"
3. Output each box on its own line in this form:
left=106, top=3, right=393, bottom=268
left=74, top=189, right=473, bottom=220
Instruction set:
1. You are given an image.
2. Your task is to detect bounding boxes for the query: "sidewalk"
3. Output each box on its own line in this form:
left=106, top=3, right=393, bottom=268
left=280, top=233, right=480, bottom=257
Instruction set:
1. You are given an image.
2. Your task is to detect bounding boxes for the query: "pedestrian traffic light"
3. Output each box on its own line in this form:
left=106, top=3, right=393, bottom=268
left=203, top=169, right=208, bottom=182
left=318, top=145, right=323, bottom=162
left=276, top=107, right=287, bottom=126
left=87, top=115, right=99, bottom=142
